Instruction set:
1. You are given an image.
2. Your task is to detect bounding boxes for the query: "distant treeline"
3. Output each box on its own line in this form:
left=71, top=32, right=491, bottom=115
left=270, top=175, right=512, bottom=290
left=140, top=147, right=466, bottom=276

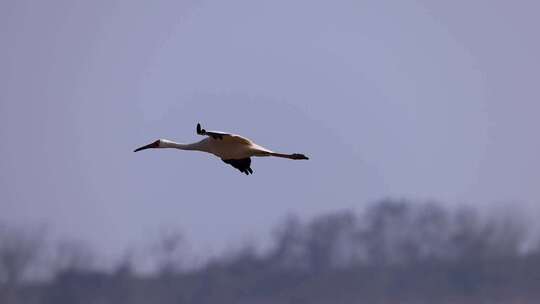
left=1, top=199, right=539, bottom=304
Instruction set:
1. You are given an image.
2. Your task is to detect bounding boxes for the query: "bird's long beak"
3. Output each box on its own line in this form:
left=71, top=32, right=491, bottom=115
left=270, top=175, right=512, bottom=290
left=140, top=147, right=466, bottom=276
left=134, top=141, right=159, bottom=152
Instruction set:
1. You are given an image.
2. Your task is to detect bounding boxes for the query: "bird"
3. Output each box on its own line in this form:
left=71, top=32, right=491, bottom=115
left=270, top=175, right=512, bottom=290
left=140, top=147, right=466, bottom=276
left=134, top=123, right=309, bottom=175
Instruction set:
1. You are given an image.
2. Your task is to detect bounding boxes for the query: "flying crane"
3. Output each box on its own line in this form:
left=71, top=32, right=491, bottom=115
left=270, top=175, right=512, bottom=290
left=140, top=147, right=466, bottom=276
left=134, top=123, right=309, bottom=175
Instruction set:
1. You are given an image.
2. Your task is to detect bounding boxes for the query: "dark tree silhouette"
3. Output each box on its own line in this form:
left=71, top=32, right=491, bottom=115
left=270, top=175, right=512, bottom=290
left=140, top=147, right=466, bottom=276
left=1, top=199, right=539, bottom=304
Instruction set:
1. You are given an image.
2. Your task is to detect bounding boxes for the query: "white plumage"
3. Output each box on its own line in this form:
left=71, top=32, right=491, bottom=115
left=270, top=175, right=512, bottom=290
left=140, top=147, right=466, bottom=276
left=134, top=123, right=309, bottom=175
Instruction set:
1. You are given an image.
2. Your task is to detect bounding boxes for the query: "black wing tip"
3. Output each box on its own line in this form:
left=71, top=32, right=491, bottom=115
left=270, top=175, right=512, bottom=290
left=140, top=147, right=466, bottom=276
left=222, top=158, right=254, bottom=175
left=196, top=123, right=206, bottom=135
left=239, top=166, right=254, bottom=175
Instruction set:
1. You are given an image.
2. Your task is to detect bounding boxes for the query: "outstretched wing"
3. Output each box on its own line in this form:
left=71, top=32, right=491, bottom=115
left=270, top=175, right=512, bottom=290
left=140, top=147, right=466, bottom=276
left=197, top=123, right=231, bottom=140
left=222, top=158, right=254, bottom=175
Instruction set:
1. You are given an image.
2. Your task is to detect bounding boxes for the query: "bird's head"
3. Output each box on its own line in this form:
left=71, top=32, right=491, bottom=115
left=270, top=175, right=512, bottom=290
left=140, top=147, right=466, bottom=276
left=134, top=139, right=166, bottom=152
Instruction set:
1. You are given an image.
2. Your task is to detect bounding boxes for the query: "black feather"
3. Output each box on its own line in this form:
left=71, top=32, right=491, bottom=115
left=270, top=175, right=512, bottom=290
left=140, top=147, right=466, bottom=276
left=222, top=158, right=254, bottom=175
left=197, top=123, right=208, bottom=135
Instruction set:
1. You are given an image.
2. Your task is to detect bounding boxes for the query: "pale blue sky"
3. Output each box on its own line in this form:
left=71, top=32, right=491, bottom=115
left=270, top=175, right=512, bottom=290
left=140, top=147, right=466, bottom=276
left=1, top=0, right=539, bottom=260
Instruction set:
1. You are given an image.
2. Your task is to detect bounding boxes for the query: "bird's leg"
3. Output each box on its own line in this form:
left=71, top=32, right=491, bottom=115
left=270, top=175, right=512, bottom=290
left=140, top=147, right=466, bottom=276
left=269, top=152, right=309, bottom=160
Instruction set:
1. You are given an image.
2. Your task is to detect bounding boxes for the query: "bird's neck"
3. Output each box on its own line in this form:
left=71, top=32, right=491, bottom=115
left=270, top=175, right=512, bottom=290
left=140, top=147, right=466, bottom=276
left=161, top=139, right=206, bottom=152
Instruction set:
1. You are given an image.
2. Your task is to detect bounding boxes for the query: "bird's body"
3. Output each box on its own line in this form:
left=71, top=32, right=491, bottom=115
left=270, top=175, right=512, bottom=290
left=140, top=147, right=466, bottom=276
left=134, top=123, right=308, bottom=175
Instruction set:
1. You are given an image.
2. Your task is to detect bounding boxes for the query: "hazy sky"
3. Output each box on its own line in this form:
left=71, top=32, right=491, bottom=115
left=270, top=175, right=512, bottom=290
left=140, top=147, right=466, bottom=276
left=1, top=0, right=539, bottom=260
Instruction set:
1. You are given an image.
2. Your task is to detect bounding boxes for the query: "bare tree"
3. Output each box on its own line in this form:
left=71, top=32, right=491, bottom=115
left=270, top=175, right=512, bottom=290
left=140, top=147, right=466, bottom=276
left=0, top=224, right=46, bottom=304
left=52, top=240, right=96, bottom=274
left=0, top=225, right=45, bottom=284
left=153, top=232, right=186, bottom=275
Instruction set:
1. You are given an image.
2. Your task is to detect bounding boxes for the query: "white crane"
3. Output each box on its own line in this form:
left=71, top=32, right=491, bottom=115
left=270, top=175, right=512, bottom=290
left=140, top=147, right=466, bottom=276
left=134, top=123, right=309, bottom=175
